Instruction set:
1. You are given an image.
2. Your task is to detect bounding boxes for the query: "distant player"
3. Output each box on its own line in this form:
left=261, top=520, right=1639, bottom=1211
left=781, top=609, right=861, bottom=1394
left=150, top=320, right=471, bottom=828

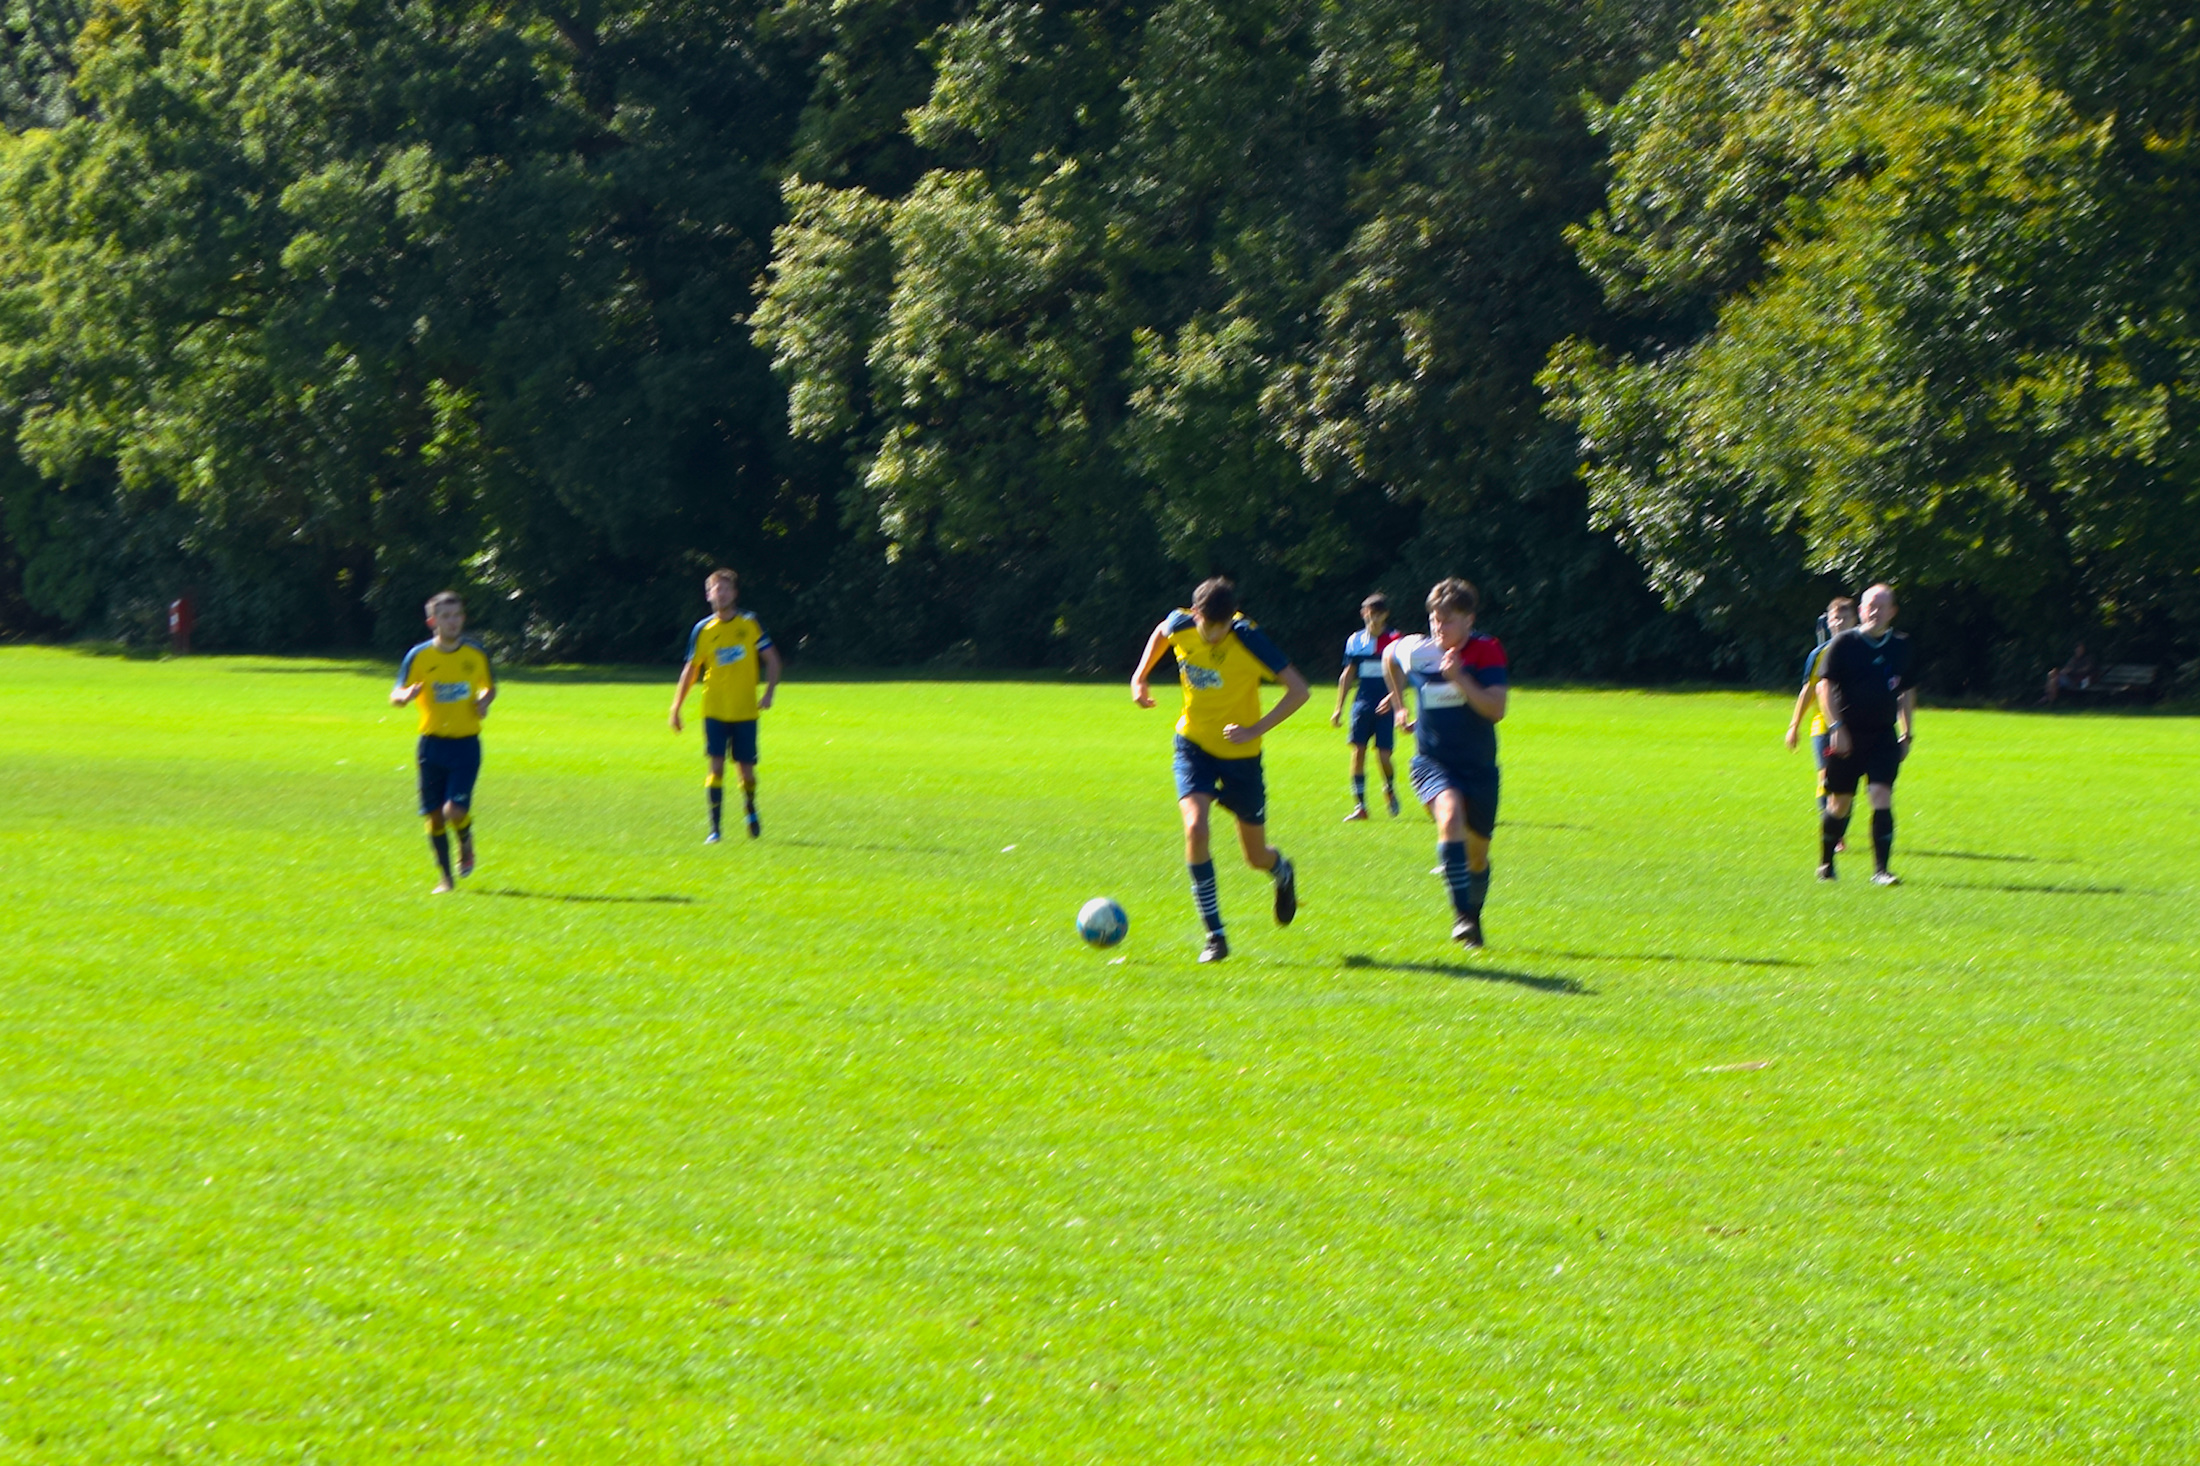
left=390, top=591, right=496, bottom=894
left=1816, top=582, right=1915, bottom=885
left=1132, top=576, right=1310, bottom=963
left=1331, top=592, right=1403, bottom=820
left=669, top=569, right=781, bottom=842
left=1383, top=578, right=1508, bottom=948
left=1785, top=595, right=1858, bottom=820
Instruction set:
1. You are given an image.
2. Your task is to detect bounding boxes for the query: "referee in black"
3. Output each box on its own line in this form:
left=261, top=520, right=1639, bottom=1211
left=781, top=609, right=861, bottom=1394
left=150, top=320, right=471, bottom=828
left=1816, top=583, right=1916, bottom=883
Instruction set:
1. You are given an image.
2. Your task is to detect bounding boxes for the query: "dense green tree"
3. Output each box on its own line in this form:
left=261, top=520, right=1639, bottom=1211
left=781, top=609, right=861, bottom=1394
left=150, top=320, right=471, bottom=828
left=0, top=0, right=822, bottom=654
left=1545, top=0, right=2200, bottom=685
left=757, top=0, right=1711, bottom=673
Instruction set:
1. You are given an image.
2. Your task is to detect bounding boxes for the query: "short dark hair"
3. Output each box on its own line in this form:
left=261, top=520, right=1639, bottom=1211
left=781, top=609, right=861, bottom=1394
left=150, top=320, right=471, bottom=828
left=1426, top=577, right=1478, bottom=618
left=425, top=590, right=464, bottom=614
left=1828, top=595, right=1857, bottom=617
left=1361, top=593, right=1389, bottom=614
left=1192, top=576, right=1238, bottom=623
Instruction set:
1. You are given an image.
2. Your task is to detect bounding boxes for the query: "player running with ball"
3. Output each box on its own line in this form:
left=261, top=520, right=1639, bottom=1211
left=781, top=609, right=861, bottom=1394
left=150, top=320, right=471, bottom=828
left=1384, top=578, right=1508, bottom=948
left=1132, top=577, right=1310, bottom=963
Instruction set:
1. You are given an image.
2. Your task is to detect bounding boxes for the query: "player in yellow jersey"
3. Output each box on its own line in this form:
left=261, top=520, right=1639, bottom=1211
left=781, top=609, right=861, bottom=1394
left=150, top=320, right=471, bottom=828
left=391, top=591, right=496, bottom=893
left=669, top=568, right=781, bottom=841
left=1785, top=594, right=1857, bottom=824
left=1132, top=576, right=1311, bottom=962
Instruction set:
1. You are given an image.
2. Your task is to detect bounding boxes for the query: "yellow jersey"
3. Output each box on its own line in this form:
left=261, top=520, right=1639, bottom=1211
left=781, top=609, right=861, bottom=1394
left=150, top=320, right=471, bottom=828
left=1801, top=641, right=1834, bottom=736
left=397, top=638, right=494, bottom=737
left=1165, top=610, right=1291, bottom=758
left=686, top=612, right=774, bottom=721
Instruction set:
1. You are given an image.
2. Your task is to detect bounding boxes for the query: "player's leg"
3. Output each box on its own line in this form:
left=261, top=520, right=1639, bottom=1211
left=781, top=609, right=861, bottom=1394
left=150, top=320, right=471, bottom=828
left=1345, top=739, right=1369, bottom=820
left=1221, top=756, right=1294, bottom=925
left=417, top=743, right=455, bottom=893
left=703, top=720, right=728, bottom=841
left=733, top=721, right=760, bottom=838
left=1180, top=794, right=1227, bottom=960
left=1810, top=732, right=1829, bottom=816
left=1430, top=789, right=1480, bottom=944
left=1865, top=744, right=1900, bottom=880
left=1820, top=761, right=1859, bottom=879
left=442, top=737, right=481, bottom=877
left=1231, top=817, right=1297, bottom=926
left=1174, top=737, right=1228, bottom=959
left=1375, top=732, right=1399, bottom=816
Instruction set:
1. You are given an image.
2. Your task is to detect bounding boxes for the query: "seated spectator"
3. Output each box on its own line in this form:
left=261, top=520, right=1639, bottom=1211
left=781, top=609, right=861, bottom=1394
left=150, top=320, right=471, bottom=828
left=2044, top=642, right=2098, bottom=704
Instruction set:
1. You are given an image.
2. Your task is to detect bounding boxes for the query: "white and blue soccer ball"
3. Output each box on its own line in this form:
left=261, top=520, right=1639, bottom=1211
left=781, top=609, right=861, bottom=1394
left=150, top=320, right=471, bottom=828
left=1076, top=896, right=1129, bottom=949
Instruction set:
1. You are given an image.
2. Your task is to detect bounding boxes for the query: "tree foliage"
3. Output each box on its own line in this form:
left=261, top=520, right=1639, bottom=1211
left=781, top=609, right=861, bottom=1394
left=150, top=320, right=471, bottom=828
left=1545, top=0, right=2200, bottom=683
left=3, top=0, right=2190, bottom=686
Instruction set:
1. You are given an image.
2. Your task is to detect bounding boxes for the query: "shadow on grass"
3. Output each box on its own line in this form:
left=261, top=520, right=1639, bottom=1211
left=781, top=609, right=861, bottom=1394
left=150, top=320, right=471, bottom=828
left=1938, top=882, right=2137, bottom=897
left=1342, top=953, right=1593, bottom=996
left=1507, top=947, right=1799, bottom=969
left=775, top=837, right=969, bottom=858
left=1498, top=820, right=1594, bottom=832
left=1908, top=848, right=2077, bottom=865
left=478, top=887, right=697, bottom=905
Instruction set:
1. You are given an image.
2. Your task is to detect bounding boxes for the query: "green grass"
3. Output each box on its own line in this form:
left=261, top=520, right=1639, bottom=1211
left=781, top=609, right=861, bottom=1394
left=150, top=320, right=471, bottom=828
left=1, top=645, right=2195, bottom=1462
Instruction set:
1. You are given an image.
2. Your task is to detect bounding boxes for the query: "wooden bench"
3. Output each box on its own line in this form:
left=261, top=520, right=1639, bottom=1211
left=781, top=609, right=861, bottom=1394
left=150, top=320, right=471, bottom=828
left=2068, top=664, right=2160, bottom=700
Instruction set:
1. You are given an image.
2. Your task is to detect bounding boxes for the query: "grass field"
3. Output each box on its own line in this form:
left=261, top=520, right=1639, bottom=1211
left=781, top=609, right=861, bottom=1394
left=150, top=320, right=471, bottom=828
left=1, top=646, right=2196, bottom=1462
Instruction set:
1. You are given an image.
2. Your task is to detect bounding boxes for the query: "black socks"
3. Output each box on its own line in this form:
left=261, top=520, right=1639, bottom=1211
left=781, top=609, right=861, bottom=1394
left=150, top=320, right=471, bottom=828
left=1821, top=811, right=1851, bottom=869
left=1872, top=808, right=1894, bottom=872
left=430, top=831, right=453, bottom=882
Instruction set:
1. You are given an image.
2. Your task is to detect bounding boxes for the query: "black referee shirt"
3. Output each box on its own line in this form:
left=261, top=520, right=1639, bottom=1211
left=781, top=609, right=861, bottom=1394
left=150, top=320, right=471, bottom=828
left=1821, top=628, right=1913, bottom=735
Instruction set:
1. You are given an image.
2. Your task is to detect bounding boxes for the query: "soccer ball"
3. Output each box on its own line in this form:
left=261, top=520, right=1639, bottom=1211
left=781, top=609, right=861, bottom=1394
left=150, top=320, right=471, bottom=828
left=1076, top=896, right=1129, bottom=948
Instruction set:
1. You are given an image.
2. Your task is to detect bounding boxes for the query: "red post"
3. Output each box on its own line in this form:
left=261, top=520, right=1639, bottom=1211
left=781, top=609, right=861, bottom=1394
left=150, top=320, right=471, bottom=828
left=168, top=594, right=195, bottom=655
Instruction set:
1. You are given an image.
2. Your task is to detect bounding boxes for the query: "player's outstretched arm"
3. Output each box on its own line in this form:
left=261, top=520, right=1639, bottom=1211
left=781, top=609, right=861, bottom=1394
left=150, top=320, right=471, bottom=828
left=669, top=660, right=700, bottom=732
left=759, top=645, right=784, bottom=711
left=1130, top=621, right=1171, bottom=708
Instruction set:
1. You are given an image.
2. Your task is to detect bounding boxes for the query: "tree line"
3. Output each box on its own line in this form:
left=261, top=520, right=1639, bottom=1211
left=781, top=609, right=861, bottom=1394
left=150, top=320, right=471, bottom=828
left=1, top=0, right=2192, bottom=692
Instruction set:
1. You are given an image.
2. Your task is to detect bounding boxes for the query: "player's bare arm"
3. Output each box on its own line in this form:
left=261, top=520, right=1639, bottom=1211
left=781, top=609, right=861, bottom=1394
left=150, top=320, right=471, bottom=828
left=1898, top=687, right=1916, bottom=747
left=1382, top=642, right=1415, bottom=732
left=758, top=645, right=784, bottom=711
left=1224, top=666, right=1310, bottom=744
left=474, top=684, right=496, bottom=720
left=1785, top=683, right=1815, bottom=749
left=1131, top=621, right=1172, bottom=707
left=1441, top=651, right=1508, bottom=723
left=668, top=659, right=701, bottom=732
left=1332, top=664, right=1355, bottom=726
left=391, top=682, right=422, bottom=707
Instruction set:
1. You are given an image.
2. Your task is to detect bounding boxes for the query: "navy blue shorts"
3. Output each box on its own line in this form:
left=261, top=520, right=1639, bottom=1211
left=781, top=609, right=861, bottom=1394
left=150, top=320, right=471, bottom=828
left=1409, top=754, right=1498, bottom=837
left=417, top=735, right=481, bottom=815
left=1348, top=698, right=1394, bottom=751
left=1174, top=735, right=1267, bottom=826
left=705, top=717, right=759, bottom=765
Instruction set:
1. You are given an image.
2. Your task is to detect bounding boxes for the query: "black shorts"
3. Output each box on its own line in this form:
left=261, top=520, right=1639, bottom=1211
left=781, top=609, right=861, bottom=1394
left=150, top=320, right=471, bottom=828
left=1823, top=730, right=1903, bottom=795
